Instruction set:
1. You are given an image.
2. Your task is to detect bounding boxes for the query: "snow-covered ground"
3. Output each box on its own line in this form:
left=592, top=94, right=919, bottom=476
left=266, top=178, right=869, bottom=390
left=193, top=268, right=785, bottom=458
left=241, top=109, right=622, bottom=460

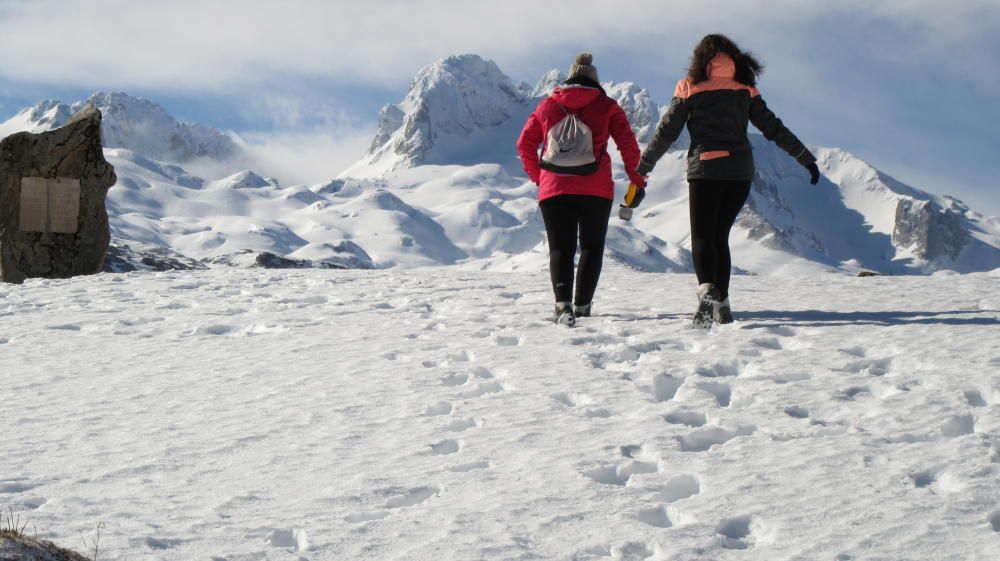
left=2, top=266, right=999, bottom=560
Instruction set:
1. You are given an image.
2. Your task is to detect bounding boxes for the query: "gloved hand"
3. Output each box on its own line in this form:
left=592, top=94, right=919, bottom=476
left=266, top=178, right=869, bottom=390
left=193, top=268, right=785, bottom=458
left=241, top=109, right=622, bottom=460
left=806, top=162, right=820, bottom=185
left=624, top=183, right=646, bottom=208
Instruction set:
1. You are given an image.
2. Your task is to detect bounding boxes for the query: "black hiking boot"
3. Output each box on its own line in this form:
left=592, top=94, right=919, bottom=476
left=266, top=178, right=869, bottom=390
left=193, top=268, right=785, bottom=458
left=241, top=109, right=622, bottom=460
left=693, top=283, right=720, bottom=329
left=714, top=297, right=733, bottom=324
left=552, top=302, right=576, bottom=327
left=574, top=302, right=592, bottom=317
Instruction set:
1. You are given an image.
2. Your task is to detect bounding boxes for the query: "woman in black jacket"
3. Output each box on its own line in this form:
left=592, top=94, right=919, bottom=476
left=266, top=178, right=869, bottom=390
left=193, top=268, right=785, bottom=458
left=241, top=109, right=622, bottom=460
left=637, top=34, right=820, bottom=327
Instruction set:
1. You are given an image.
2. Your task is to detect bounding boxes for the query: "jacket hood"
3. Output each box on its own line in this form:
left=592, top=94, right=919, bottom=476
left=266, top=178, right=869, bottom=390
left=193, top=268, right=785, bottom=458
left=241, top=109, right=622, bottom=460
left=549, top=85, right=603, bottom=110
left=707, top=53, right=736, bottom=79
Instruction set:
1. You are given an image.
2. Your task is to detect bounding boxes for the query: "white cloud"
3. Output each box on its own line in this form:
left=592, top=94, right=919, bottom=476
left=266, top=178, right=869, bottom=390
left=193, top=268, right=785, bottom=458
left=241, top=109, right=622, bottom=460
left=229, top=126, right=374, bottom=187
left=0, top=0, right=995, bottom=91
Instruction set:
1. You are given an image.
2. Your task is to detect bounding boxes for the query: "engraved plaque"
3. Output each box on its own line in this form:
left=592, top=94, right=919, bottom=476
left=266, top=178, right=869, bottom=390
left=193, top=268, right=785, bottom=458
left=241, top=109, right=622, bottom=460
left=19, top=177, right=48, bottom=232
left=48, top=178, right=81, bottom=233
left=18, top=177, right=81, bottom=233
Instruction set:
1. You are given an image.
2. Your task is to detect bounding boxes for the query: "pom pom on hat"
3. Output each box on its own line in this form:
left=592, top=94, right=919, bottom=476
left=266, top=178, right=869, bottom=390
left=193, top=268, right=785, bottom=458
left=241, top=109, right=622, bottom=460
left=568, top=52, right=599, bottom=83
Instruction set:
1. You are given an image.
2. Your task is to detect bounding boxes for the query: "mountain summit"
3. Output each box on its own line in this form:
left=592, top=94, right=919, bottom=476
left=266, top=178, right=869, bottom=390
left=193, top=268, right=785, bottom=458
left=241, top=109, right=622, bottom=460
left=0, top=92, right=239, bottom=163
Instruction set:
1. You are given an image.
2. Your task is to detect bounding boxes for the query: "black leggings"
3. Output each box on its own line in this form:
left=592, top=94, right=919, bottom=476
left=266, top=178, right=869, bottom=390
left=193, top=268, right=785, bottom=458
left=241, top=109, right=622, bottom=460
left=688, top=179, right=752, bottom=300
left=539, top=195, right=613, bottom=305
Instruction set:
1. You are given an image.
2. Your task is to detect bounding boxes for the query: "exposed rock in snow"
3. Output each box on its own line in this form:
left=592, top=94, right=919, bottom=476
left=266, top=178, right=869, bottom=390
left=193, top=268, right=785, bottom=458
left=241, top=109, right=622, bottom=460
left=206, top=242, right=375, bottom=270
left=103, top=236, right=208, bottom=273
left=893, top=199, right=968, bottom=262
left=0, top=105, right=117, bottom=284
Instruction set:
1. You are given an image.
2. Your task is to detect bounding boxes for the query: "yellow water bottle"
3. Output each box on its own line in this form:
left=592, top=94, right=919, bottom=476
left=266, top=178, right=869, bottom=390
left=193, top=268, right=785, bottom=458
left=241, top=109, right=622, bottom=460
left=618, top=183, right=639, bottom=221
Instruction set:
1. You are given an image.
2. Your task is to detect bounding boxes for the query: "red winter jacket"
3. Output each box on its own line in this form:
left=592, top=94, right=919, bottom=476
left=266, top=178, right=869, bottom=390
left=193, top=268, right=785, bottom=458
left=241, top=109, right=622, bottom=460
left=517, top=84, right=644, bottom=202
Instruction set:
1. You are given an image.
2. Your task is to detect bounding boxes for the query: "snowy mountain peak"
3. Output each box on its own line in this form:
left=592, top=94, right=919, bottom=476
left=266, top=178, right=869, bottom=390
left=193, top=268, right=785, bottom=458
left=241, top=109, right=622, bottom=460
left=602, top=81, right=660, bottom=143
left=0, top=91, right=239, bottom=164
left=530, top=69, right=565, bottom=97
left=344, top=54, right=530, bottom=177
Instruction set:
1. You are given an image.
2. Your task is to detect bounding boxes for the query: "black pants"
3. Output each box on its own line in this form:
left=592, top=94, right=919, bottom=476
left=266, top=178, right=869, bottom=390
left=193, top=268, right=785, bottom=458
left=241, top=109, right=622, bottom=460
left=688, top=179, right=752, bottom=300
left=539, top=195, right=613, bottom=306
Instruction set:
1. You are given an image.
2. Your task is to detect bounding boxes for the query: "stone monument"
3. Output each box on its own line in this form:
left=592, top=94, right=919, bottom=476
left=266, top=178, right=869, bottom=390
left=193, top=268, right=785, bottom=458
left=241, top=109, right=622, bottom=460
left=0, top=105, right=116, bottom=283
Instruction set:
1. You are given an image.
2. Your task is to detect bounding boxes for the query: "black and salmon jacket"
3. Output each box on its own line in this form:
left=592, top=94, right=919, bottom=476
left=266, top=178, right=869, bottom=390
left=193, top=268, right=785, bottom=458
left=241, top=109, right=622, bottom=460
left=637, top=53, right=816, bottom=181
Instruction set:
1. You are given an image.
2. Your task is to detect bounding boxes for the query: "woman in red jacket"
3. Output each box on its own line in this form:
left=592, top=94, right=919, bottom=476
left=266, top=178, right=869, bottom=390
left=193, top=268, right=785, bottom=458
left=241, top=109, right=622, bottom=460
left=637, top=34, right=821, bottom=327
left=517, top=53, right=645, bottom=327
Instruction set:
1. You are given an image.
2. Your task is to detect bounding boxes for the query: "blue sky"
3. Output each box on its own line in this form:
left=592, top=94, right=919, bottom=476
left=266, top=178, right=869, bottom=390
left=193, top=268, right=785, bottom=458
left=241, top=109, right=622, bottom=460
left=0, top=0, right=997, bottom=214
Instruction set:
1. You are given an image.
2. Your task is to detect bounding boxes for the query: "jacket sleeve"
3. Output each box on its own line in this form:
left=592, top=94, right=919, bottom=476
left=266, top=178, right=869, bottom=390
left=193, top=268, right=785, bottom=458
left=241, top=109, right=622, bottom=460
left=516, top=107, right=545, bottom=185
left=748, top=95, right=816, bottom=166
left=637, top=95, right=690, bottom=176
left=608, top=102, right=644, bottom=186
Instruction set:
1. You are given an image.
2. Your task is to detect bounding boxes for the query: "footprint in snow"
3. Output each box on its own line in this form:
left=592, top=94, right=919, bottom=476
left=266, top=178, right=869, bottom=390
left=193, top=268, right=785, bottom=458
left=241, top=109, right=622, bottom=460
left=440, top=373, right=469, bottom=387
left=653, top=474, right=702, bottom=503
left=344, top=486, right=440, bottom=523
left=429, top=439, right=461, bottom=455
left=717, top=514, right=757, bottom=550
left=964, top=390, right=988, bottom=407
left=837, top=386, right=870, bottom=401
left=444, top=350, right=474, bottom=364
left=611, top=541, right=657, bottom=560
left=842, top=357, right=893, bottom=377
left=583, top=446, right=660, bottom=486
left=423, top=401, right=453, bottom=416
left=462, top=381, right=504, bottom=398
left=774, top=372, right=811, bottom=384
left=693, top=360, right=742, bottom=378
left=783, top=406, right=810, bottom=419
left=989, top=511, right=1000, bottom=533
left=676, top=425, right=756, bottom=452
left=750, top=337, right=783, bottom=351
left=264, top=528, right=309, bottom=551
left=696, top=381, right=732, bottom=407
left=649, top=373, right=684, bottom=403
left=551, top=392, right=593, bottom=408
left=384, top=486, right=439, bottom=508
left=491, top=331, right=522, bottom=347
left=765, top=325, right=796, bottom=337
left=448, top=460, right=490, bottom=472
left=664, top=410, right=707, bottom=427
left=0, top=479, right=39, bottom=493
left=445, top=418, right=479, bottom=432
left=940, top=414, right=975, bottom=438
left=637, top=505, right=672, bottom=528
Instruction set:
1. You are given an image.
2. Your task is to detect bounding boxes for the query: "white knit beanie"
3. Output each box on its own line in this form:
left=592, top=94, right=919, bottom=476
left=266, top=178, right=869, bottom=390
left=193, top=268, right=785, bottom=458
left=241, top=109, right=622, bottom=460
left=567, top=52, right=599, bottom=83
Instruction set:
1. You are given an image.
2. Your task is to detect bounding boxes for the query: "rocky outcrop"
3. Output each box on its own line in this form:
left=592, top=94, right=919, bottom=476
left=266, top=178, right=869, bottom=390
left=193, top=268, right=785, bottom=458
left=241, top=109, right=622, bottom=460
left=893, top=199, right=968, bottom=261
left=204, top=243, right=376, bottom=270
left=0, top=105, right=117, bottom=284
left=102, top=237, right=208, bottom=273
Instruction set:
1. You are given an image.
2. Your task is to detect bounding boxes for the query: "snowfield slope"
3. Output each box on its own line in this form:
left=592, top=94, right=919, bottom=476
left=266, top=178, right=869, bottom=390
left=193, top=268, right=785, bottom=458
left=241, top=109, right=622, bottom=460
left=2, top=267, right=999, bottom=560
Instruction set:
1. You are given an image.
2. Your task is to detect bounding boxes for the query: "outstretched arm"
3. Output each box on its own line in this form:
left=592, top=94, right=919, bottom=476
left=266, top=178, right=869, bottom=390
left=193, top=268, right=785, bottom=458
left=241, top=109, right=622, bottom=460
left=516, top=111, right=544, bottom=184
left=748, top=95, right=816, bottom=168
left=608, top=103, right=645, bottom=186
left=637, top=84, right=691, bottom=176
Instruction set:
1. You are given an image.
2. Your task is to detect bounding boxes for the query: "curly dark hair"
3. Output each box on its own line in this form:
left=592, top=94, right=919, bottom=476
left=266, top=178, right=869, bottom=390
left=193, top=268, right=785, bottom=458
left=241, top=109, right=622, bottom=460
left=686, top=34, right=763, bottom=86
